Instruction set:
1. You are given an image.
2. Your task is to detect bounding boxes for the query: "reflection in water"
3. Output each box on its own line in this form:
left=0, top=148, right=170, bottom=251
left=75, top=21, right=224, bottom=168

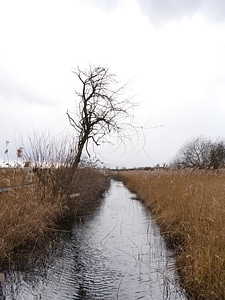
left=0, top=180, right=187, bottom=299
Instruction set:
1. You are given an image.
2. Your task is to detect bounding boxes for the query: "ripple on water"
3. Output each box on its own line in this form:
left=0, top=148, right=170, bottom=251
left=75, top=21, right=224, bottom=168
left=1, top=180, right=187, bottom=300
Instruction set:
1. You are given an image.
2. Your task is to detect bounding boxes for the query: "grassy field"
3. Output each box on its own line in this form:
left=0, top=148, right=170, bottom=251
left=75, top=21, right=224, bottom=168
left=114, top=168, right=225, bottom=300
left=0, top=167, right=109, bottom=268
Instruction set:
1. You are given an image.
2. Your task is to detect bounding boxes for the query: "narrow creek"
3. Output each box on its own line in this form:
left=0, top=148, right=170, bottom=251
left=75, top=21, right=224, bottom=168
left=0, top=180, right=187, bottom=299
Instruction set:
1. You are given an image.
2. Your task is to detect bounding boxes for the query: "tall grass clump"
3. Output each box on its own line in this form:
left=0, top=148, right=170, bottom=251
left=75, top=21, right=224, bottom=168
left=115, top=168, right=225, bottom=299
left=0, top=167, right=109, bottom=268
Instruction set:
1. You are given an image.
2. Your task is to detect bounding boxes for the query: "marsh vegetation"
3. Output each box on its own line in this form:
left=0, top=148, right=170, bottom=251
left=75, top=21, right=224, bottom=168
left=0, top=179, right=187, bottom=299
left=114, top=168, right=225, bottom=299
left=0, top=167, right=109, bottom=267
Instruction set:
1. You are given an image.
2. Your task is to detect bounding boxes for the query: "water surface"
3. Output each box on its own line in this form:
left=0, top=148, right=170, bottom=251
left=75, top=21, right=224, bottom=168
left=0, top=180, right=187, bottom=299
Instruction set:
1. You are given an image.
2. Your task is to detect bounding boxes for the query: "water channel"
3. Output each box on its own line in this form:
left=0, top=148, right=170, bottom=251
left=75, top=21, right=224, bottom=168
left=0, top=180, right=187, bottom=299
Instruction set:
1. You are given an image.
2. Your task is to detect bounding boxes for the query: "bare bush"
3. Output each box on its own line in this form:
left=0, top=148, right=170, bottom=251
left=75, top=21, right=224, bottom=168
left=173, top=136, right=225, bottom=169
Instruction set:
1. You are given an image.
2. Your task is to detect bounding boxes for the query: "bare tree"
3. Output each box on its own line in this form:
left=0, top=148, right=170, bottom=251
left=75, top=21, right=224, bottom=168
left=67, top=65, right=136, bottom=172
left=18, top=66, right=137, bottom=198
left=209, top=139, right=225, bottom=169
left=173, top=136, right=225, bottom=169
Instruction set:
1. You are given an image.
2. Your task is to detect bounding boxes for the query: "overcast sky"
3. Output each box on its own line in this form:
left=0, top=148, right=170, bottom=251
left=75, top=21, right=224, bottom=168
left=1, top=0, right=225, bottom=168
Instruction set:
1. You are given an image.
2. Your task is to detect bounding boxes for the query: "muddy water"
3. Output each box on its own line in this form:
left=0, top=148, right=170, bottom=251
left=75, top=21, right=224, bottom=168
left=0, top=180, right=187, bottom=299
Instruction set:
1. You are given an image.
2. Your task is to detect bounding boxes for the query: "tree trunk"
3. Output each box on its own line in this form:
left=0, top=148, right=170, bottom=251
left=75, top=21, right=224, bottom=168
left=66, top=134, right=88, bottom=196
left=72, top=135, right=88, bottom=172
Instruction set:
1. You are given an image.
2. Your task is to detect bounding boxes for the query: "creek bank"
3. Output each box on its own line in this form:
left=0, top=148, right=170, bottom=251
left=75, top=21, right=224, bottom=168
left=114, top=169, right=225, bottom=299
left=0, top=179, right=187, bottom=299
left=0, top=168, right=110, bottom=269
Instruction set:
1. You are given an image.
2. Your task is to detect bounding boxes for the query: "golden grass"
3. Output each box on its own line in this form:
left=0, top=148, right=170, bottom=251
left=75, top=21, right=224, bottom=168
left=0, top=167, right=109, bottom=268
left=114, top=168, right=225, bottom=299
left=0, top=168, right=27, bottom=187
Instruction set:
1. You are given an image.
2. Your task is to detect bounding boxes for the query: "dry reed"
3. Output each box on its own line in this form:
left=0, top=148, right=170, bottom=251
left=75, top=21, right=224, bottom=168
left=0, top=167, right=109, bottom=268
left=115, top=168, right=225, bottom=300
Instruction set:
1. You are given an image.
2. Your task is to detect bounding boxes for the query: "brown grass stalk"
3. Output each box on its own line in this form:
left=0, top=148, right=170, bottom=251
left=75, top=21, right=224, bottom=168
left=0, top=167, right=109, bottom=268
left=114, top=168, right=225, bottom=299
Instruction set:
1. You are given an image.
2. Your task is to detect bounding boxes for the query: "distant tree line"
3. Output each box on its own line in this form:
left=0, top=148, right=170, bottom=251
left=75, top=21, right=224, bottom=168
left=172, top=136, right=225, bottom=169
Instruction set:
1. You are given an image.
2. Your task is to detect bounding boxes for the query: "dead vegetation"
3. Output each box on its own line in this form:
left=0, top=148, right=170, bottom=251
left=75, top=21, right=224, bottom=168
left=115, top=168, right=225, bottom=300
left=0, top=167, right=109, bottom=268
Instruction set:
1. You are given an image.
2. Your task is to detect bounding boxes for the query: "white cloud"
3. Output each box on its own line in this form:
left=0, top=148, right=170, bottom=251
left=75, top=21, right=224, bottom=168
left=137, top=0, right=225, bottom=24
left=1, top=0, right=225, bottom=167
